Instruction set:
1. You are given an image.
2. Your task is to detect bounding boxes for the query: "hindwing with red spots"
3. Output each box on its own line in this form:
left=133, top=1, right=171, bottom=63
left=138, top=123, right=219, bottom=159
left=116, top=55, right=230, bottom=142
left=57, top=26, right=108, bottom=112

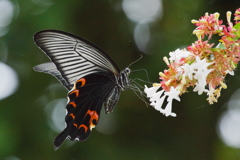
left=54, top=73, right=118, bottom=149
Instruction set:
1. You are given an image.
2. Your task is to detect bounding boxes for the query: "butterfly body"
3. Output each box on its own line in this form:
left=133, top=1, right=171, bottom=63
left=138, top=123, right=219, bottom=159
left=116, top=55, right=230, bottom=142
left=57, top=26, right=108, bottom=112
left=33, top=30, right=132, bottom=149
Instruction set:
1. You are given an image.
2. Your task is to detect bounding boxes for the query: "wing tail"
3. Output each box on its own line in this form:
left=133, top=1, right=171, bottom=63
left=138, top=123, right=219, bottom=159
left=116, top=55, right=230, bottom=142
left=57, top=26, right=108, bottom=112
left=53, top=121, right=91, bottom=150
left=54, top=128, right=69, bottom=150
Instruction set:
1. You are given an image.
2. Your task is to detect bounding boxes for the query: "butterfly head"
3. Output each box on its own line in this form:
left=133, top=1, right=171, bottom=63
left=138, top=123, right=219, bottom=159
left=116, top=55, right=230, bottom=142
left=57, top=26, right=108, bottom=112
left=124, top=68, right=131, bottom=75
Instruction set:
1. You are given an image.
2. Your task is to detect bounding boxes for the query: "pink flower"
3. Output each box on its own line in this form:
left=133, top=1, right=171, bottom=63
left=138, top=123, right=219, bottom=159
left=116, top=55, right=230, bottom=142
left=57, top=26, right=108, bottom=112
left=234, top=8, right=240, bottom=23
left=145, top=8, right=240, bottom=117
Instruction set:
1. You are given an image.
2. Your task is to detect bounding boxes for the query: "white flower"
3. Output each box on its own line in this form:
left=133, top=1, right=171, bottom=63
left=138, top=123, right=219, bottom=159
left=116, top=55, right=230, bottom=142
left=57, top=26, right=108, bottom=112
left=150, top=94, right=166, bottom=112
left=149, top=89, right=164, bottom=102
left=169, top=49, right=192, bottom=63
left=178, top=63, right=195, bottom=80
left=193, top=56, right=214, bottom=75
left=193, top=82, right=209, bottom=95
left=144, top=85, right=180, bottom=117
left=164, top=86, right=181, bottom=102
left=192, top=56, right=214, bottom=95
left=144, top=85, right=165, bottom=113
left=162, top=100, right=176, bottom=117
left=225, top=69, right=234, bottom=76
left=144, top=85, right=160, bottom=98
left=162, top=87, right=180, bottom=117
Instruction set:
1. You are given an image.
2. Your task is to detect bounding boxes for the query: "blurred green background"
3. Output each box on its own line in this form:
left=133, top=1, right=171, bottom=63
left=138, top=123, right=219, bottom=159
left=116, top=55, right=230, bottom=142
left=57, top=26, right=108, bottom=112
left=1, top=0, right=240, bottom=159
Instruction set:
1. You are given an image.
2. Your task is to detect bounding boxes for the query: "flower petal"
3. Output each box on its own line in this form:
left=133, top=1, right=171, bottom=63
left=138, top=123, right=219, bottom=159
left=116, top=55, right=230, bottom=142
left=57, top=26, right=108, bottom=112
left=144, top=85, right=160, bottom=98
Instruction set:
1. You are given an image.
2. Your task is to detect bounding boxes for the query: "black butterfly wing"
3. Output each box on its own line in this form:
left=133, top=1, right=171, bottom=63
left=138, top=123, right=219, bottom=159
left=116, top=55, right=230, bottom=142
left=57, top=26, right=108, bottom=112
left=33, top=30, right=120, bottom=90
left=33, top=30, right=122, bottom=149
left=54, top=72, right=119, bottom=149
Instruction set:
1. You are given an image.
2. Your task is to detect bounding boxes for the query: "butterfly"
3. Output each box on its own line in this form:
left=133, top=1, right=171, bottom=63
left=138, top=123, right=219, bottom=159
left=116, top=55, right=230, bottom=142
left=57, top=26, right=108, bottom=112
left=33, top=30, right=141, bottom=150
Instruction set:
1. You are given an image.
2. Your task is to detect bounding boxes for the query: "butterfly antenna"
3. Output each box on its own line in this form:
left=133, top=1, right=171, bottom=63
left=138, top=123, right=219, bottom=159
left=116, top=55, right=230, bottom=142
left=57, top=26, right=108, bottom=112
left=131, top=69, right=151, bottom=84
left=127, top=54, right=143, bottom=68
left=129, top=83, right=149, bottom=107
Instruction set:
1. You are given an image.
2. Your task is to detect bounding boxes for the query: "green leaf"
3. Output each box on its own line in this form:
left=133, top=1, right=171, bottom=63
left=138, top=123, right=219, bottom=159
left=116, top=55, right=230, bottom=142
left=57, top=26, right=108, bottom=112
left=236, top=30, right=240, bottom=37
left=234, top=23, right=240, bottom=37
left=234, top=23, right=240, bottom=29
left=215, top=43, right=226, bottom=49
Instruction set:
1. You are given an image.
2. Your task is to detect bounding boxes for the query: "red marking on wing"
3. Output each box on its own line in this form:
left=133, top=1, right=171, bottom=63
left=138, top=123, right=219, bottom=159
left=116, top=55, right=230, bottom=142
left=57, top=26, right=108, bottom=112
left=69, top=90, right=79, bottom=97
left=73, top=123, right=78, bottom=128
left=69, top=113, right=75, bottom=119
left=73, top=123, right=88, bottom=133
left=79, top=124, right=88, bottom=133
left=76, top=78, right=86, bottom=87
left=71, top=110, right=99, bottom=134
left=86, top=110, right=99, bottom=130
left=69, top=102, right=76, bottom=108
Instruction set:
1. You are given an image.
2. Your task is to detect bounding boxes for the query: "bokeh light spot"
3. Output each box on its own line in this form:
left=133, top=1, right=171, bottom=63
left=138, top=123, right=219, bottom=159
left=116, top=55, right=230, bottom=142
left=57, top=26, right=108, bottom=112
left=134, top=22, right=150, bottom=53
left=0, top=62, right=18, bottom=100
left=122, top=0, right=162, bottom=23
left=0, top=0, right=14, bottom=27
left=218, top=110, right=240, bottom=148
left=45, top=99, right=66, bottom=132
left=0, top=0, right=19, bottom=36
left=217, top=88, right=240, bottom=148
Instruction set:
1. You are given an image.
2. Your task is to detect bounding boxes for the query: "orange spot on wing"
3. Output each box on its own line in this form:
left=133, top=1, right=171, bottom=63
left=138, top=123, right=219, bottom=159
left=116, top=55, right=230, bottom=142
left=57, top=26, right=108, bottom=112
left=69, top=90, right=79, bottom=97
left=73, top=123, right=78, bottom=128
left=86, top=110, right=99, bottom=130
left=76, top=78, right=86, bottom=87
left=69, top=113, right=75, bottom=119
left=79, top=124, right=88, bottom=133
left=69, top=102, right=76, bottom=108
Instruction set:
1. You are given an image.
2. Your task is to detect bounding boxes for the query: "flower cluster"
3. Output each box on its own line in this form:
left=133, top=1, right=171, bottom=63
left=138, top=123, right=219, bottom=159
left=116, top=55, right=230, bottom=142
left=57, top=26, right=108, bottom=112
left=145, top=9, right=240, bottom=117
